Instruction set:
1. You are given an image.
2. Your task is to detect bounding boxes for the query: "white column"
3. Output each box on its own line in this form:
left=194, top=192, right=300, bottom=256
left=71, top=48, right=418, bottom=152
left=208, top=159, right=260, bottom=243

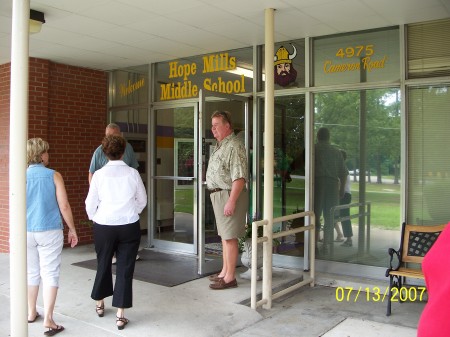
left=262, top=8, right=275, bottom=310
left=10, top=0, right=30, bottom=336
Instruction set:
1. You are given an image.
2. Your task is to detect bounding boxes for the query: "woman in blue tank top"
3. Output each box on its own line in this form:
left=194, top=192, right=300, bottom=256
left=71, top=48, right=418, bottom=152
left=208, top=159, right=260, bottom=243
left=26, top=138, right=78, bottom=336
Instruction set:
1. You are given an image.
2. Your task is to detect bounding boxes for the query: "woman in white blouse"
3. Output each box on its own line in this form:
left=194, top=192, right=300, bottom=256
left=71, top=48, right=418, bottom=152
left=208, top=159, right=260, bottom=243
left=85, top=134, right=147, bottom=330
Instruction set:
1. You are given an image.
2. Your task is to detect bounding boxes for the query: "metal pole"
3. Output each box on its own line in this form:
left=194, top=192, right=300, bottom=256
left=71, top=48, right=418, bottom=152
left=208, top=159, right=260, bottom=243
left=304, top=37, right=312, bottom=270
left=10, top=0, right=30, bottom=336
left=198, top=89, right=205, bottom=273
left=262, top=8, right=275, bottom=310
left=359, top=58, right=367, bottom=257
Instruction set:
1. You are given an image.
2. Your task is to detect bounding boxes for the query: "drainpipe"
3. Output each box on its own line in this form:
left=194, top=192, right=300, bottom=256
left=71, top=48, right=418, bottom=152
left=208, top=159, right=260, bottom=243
left=262, top=8, right=275, bottom=310
left=9, top=0, right=30, bottom=336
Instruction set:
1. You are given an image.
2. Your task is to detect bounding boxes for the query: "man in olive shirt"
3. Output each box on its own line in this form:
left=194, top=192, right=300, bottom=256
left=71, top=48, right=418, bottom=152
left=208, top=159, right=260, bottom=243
left=314, top=127, right=348, bottom=254
left=206, top=111, right=248, bottom=290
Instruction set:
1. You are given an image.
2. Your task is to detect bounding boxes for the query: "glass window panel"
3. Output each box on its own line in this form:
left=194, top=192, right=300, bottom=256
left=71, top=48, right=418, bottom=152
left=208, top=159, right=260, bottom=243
left=109, top=65, right=149, bottom=107
left=314, top=89, right=401, bottom=267
left=155, top=106, right=194, bottom=177
left=112, top=108, right=148, bottom=134
left=262, top=39, right=306, bottom=90
left=407, top=86, right=450, bottom=224
left=259, top=95, right=306, bottom=256
left=313, top=27, right=399, bottom=86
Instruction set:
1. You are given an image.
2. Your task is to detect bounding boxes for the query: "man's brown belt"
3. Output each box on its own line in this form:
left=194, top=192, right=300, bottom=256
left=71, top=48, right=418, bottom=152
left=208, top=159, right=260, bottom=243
left=209, top=188, right=223, bottom=193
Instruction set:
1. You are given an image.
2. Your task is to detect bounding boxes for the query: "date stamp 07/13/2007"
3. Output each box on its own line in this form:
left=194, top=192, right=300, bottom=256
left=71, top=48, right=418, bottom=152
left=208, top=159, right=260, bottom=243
left=335, top=286, right=426, bottom=302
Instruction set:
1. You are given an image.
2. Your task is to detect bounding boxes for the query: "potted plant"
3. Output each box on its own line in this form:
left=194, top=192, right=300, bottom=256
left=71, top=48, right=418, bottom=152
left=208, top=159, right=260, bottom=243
left=239, top=222, right=264, bottom=280
left=239, top=216, right=280, bottom=280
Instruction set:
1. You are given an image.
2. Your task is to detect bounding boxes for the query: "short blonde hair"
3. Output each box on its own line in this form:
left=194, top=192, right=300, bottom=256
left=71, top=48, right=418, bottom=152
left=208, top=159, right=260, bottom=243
left=27, top=138, right=49, bottom=165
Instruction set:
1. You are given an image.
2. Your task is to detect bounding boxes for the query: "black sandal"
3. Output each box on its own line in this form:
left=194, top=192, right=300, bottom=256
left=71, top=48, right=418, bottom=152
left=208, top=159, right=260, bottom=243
left=116, top=316, right=129, bottom=330
left=96, top=303, right=104, bottom=317
left=43, top=325, right=64, bottom=336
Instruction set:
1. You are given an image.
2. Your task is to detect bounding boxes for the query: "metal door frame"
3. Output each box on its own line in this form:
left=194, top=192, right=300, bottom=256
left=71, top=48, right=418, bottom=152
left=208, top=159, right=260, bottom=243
left=149, top=100, right=199, bottom=254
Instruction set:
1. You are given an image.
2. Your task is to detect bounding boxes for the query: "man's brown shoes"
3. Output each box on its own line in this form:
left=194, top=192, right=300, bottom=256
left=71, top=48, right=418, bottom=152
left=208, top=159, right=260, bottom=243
left=209, top=278, right=238, bottom=290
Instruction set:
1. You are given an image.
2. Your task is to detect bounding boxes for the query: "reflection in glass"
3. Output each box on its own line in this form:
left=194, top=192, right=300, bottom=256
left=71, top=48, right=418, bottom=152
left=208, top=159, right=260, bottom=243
left=154, top=107, right=195, bottom=244
left=259, top=95, right=306, bottom=257
left=314, top=89, right=401, bottom=267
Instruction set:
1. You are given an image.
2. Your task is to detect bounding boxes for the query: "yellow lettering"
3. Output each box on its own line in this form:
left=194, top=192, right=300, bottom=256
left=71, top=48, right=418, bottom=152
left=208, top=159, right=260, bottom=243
left=229, top=56, right=236, bottom=70
left=168, top=61, right=196, bottom=80
left=192, top=85, right=199, bottom=97
left=203, top=75, right=245, bottom=94
left=233, top=75, right=243, bottom=92
left=181, top=64, right=190, bottom=80
left=203, top=78, right=212, bottom=90
left=169, top=61, right=178, bottom=79
left=203, top=55, right=215, bottom=73
left=226, top=80, right=233, bottom=93
left=218, top=77, right=226, bottom=92
left=119, top=78, right=145, bottom=97
left=323, top=60, right=332, bottom=73
left=203, top=53, right=236, bottom=73
left=160, top=81, right=198, bottom=101
left=362, top=56, right=387, bottom=72
left=236, top=75, right=245, bottom=93
left=323, top=60, right=360, bottom=73
left=160, top=83, right=172, bottom=100
left=324, top=55, right=387, bottom=74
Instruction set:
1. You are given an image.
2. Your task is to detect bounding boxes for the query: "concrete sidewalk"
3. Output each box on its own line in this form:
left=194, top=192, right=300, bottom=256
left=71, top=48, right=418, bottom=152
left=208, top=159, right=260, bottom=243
left=1, top=243, right=424, bottom=337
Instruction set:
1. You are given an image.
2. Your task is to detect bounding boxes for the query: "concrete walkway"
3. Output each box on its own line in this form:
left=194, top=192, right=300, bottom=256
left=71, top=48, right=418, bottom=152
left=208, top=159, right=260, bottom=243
left=1, top=243, right=424, bottom=337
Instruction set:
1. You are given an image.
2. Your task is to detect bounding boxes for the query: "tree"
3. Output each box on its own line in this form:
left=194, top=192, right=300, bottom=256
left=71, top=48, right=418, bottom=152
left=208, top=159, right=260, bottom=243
left=314, top=89, right=400, bottom=184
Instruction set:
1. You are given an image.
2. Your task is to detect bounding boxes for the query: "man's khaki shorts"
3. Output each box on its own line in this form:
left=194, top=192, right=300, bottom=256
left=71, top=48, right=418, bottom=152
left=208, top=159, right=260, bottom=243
left=210, top=189, right=248, bottom=240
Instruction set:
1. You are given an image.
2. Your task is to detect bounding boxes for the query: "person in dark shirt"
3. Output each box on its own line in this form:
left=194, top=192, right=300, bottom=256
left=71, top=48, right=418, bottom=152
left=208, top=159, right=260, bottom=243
left=313, top=128, right=348, bottom=254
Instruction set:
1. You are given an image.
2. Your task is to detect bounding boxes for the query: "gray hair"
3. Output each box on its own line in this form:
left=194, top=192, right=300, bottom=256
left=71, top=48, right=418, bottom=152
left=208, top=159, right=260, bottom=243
left=106, top=123, right=120, bottom=131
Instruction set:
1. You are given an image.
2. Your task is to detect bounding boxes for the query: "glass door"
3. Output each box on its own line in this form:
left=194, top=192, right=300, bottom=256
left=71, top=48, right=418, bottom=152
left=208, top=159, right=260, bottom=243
left=150, top=91, right=250, bottom=275
left=151, top=103, right=198, bottom=254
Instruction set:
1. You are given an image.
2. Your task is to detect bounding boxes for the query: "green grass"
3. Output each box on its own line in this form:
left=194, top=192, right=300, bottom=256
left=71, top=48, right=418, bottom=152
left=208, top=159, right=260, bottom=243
left=174, top=188, right=194, bottom=213
left=174, top=176, right=401, bottom=230
left=274, top=177, right=400, bottom=230
left=351, top=182, right=400, bottom=229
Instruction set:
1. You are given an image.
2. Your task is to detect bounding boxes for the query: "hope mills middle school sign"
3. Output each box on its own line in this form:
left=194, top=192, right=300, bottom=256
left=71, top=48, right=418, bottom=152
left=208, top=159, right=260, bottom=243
left=160, top=52, right=246, bottom=101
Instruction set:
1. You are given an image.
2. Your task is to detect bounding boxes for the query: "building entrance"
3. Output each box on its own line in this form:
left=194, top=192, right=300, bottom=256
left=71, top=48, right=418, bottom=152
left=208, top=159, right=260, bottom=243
left=150, top=90, right=250, bottom=275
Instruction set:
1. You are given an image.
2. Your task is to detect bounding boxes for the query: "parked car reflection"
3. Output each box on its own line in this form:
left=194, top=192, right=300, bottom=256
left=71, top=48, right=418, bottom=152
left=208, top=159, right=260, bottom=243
left=348, top=169, right=370, bottom=175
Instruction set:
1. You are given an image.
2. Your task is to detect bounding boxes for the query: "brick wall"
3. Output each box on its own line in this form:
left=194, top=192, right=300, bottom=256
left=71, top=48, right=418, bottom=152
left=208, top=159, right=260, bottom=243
left=0, top=58, right=107, bottom=252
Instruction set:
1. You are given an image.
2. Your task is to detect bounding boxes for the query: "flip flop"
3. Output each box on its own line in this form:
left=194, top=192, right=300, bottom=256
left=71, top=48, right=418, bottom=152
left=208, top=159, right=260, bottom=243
left=28, top=312, right=40, bottom=323
left=44, top=325, right=64, bottom=336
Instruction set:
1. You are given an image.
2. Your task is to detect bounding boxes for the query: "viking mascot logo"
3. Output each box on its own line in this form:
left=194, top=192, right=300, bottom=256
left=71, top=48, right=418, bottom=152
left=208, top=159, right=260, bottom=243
left=274, top=44, right=297, bottom=87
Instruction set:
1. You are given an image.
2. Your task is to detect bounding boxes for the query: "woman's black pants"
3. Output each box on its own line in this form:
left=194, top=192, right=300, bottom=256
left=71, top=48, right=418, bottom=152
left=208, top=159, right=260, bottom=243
left=91, top=221, right=141, bottom=308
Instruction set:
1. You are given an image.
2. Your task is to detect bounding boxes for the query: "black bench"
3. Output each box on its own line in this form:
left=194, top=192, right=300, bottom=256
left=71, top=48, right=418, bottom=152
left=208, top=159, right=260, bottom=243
left=385, top=222, right=446, bottom=316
